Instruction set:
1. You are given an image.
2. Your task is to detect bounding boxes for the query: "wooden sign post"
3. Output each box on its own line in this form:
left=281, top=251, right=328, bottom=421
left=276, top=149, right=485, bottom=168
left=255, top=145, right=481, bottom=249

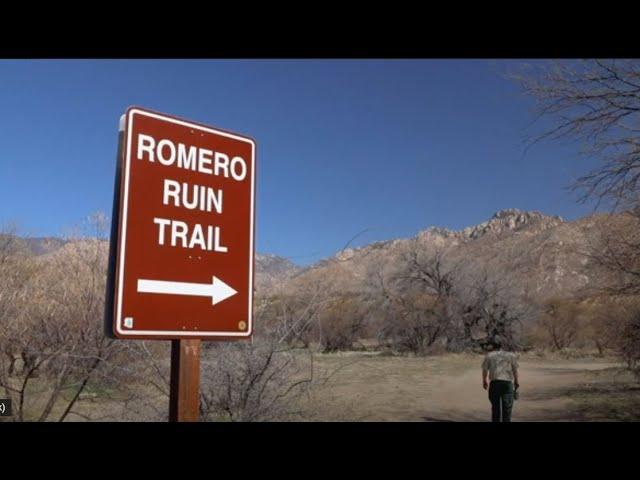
left=169, top=339, right=201, bottom=422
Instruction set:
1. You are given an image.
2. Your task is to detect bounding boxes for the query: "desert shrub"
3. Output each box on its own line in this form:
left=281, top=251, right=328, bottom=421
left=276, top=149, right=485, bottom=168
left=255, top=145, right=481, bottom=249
left=257, top=293, right=314, bottom=347
left=0, top=215, right=133, bottom=421
left=449, top=272, right=524, bottom=352
left=618, top=312, right=640, bottom=372
left=580, top=297, right=630, bottom=355
left=536, top=298, right=583, bottom=351
left=316, top=294, right=368, bottom=353
left=199, top=340, right=313, bottom=421
left=377, top=293, right=449, bottom=356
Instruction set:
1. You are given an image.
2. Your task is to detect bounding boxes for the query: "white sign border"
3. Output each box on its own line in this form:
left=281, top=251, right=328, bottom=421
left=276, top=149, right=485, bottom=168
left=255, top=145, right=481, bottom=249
left=114, top=107, right=255, bottom=338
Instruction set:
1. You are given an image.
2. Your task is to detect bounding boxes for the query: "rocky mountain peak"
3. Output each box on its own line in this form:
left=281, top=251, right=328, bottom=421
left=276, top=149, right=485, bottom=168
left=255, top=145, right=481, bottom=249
left=417, top=209, right=565, bottom=242
left=491, top=208, right=562, bottom=223
left=471, top=208, right=564, bottom=238
left=462, top=209, right=564, bottom=240
left=422, top=226, right=456, bottom=237
left=255, top=253, right=300, bottom=276
left=253, top=253, right=302, bottom=291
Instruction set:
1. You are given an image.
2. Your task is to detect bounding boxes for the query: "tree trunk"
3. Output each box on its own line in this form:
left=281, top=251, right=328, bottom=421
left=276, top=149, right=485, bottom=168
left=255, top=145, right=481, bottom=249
left=58, top=358, right=101, bottom=422
left=595, top=340, right=604, bottom=356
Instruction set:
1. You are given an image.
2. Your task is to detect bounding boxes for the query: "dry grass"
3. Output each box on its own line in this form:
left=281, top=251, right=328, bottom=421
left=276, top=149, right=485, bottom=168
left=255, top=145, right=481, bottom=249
left=10, top=351, right=638, bottom=422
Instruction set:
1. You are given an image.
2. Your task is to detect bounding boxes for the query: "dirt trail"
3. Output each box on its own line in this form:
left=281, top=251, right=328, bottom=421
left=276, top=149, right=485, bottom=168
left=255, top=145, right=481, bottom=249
left=420, top=359, right=620, bottom=422
left=310, top=353, right=622, bottom=421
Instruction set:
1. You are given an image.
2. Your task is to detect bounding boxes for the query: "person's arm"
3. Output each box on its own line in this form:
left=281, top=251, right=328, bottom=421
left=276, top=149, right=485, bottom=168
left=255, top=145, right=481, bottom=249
left=512, top=355, right=520, bottom=390
left=482, top=356, right=489, bottom=390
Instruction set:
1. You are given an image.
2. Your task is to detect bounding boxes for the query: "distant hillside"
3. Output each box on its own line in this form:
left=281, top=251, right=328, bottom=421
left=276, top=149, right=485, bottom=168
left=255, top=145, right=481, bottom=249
left=22, top=237, right=70, bottom=256
left=274, top=209, right=634, bottom=304
left=254, top=253, right=301, bottom=291
left=17, top=235, right=300, bottom=292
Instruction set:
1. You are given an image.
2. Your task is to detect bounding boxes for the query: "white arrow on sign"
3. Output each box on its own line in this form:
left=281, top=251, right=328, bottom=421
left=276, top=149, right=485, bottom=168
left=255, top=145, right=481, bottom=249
left=137, top=276, right=237, bottom=305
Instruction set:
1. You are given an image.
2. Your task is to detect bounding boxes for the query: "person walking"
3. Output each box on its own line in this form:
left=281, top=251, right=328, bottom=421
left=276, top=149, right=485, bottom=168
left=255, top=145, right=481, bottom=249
left=481, top=337, right=519, bottom=422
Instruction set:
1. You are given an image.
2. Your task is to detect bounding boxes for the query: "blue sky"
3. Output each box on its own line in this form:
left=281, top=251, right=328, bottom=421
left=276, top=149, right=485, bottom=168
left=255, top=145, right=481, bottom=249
left=0, top=60, right=596, bottom=265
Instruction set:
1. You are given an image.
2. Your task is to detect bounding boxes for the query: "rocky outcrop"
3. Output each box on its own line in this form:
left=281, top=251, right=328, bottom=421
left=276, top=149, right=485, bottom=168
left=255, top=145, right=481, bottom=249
left=254, top=253, right=301, bottom=291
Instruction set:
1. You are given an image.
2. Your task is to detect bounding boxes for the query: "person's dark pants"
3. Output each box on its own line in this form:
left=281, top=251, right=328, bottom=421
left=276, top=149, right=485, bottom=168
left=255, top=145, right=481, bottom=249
left=488, top=380, right=514, bottom=422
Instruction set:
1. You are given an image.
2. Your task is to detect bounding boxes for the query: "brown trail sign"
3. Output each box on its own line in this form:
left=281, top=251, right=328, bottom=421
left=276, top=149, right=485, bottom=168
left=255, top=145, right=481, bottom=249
left=105, top=106, right=256, bottom=420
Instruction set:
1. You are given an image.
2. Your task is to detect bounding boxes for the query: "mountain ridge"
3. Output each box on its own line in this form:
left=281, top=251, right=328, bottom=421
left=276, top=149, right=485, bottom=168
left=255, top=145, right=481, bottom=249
left=271, top=208, right=633, bottom=307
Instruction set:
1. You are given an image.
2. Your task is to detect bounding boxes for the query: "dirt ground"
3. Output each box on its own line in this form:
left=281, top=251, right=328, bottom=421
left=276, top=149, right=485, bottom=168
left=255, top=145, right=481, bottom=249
left=52, top=350, right=640, bottom=422
left=297, top=352, right=640, bottom=422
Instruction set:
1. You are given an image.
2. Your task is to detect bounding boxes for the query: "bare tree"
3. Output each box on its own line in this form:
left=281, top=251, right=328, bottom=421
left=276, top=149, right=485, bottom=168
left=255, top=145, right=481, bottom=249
left=618, top=311, right=640, bottom=372
left=370, top=244, right=457, bottom=355
left=582, top=298, right=616, bottom=355
left=451, top=270, right=526, bottom=352
left=0, top=225, right=42, bottom=420
left=516, top=59, right=640, bottom=364
left=261, top=287, right=334, bottom=349
left=536, top=297, right=583, bottom=351
left=516, top=59, right=640, bottom=209
left=0, top=213, right=133, bottom=421
left=582, top=212, right=640, bottom=295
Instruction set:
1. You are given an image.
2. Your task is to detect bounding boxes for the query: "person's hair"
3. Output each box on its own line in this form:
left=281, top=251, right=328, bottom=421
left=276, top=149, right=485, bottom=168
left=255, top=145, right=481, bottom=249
left=491, top=336, right=503, bottom=350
